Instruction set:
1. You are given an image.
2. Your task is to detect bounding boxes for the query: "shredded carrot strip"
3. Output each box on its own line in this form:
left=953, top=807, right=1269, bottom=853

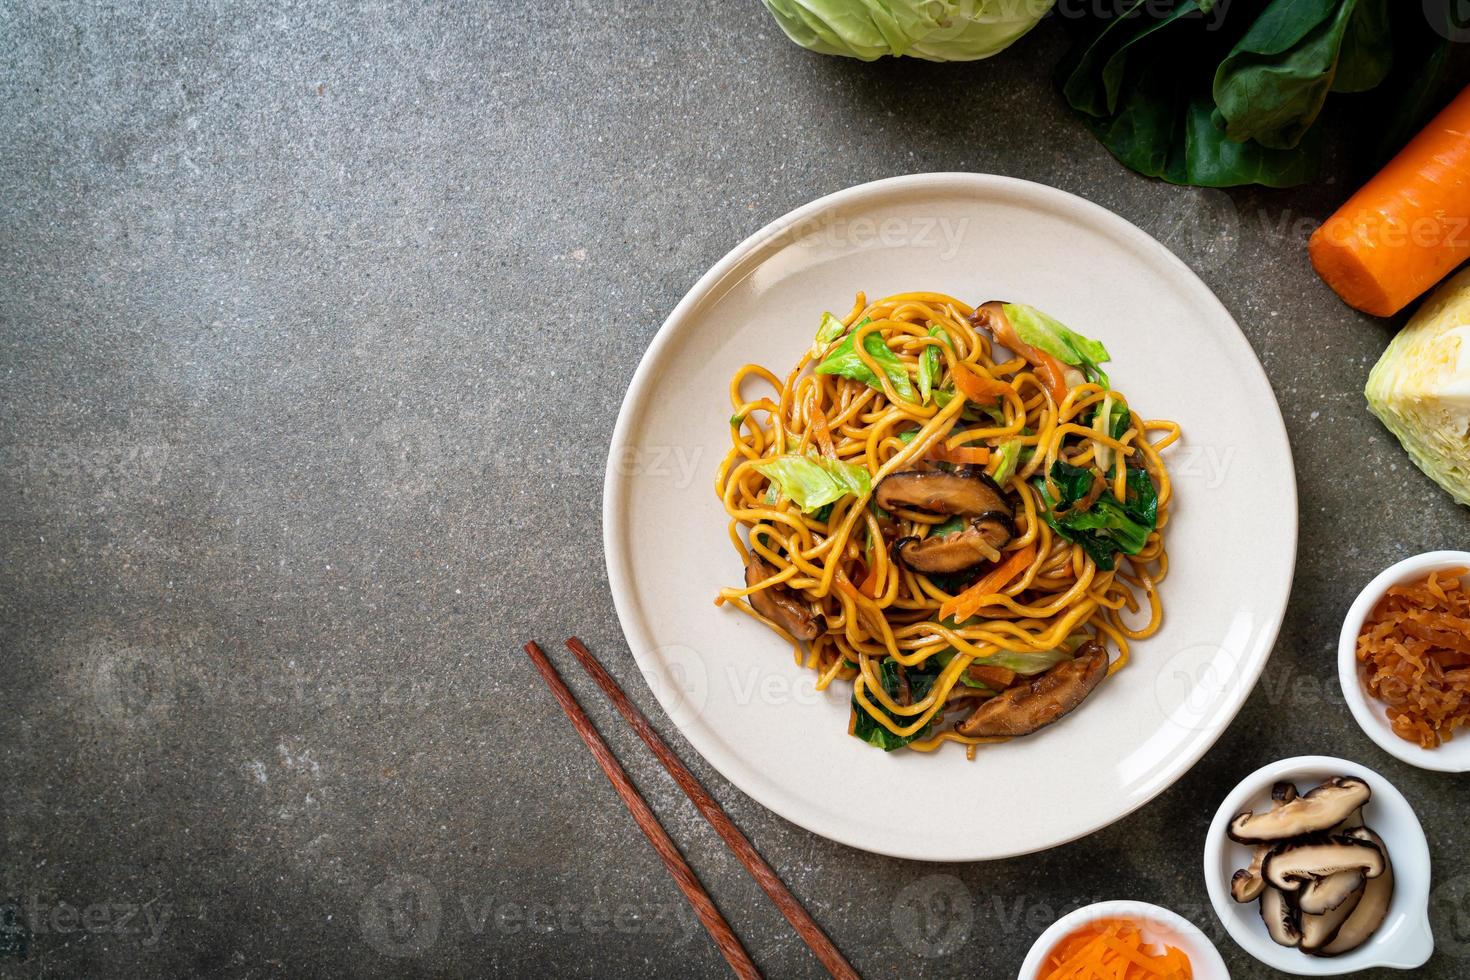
left=810, top=399, right=836, bottom=457
left=967, top=664, right=1015, bottom=689
left=1040, top=920, right=1192, bottom=980
left=939, top=542, right=1036, bottom=622
left=1029, top=349, right=1071, bottom=405
left=857, top=561, right=881, bottom=599
left=952, top=363, right=1013, bottom=403
left=929, top=444, right=991, bottom=466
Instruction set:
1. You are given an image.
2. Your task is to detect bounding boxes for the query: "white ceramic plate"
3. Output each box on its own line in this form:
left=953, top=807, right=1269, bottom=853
left=1203, top=756, right=1433, bottom=974
left=603, top=173, right=1297, bottom=861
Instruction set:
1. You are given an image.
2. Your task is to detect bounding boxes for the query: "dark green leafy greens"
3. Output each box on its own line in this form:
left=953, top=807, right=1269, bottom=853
left=1211, top=0, right=1390, bottom=149
left=929, top=515, right=968, bottom=537
left=851, top=658, right=941, bottom=751
left=1059, top=0, right=1455, bottom=187
left=1033, top=461, right=1158, bottom=571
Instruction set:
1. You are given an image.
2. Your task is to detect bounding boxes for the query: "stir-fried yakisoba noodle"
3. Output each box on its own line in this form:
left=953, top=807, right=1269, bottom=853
left=715, top=291, right=1179, bottom=757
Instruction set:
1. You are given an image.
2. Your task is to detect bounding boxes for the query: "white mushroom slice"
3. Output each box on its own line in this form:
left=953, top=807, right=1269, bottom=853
left=1228, top=777, right=1371, bottom=843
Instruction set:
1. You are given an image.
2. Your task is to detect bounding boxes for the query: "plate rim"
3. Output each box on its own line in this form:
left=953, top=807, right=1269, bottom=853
left=602, top=172, right=1299, bottom=861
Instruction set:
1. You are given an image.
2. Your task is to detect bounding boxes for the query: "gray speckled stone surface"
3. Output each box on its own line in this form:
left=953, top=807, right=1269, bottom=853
left=2, top=2, right=1468, bottom=977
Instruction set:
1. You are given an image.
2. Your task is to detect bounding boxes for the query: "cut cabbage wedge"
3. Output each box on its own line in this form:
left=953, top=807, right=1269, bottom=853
left=1365, top=267, right=1470, bottom=506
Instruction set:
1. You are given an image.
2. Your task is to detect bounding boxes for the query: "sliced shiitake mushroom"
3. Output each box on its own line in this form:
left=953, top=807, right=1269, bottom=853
left=1263, top=835, right=1385, bottom=892
left=1228, top=776, right=1372, bottom=843
left=1300, top=875, right=1366, bottom=953
left=1314, top=829, right=1394, bottom=957
left=955, top=641, right=1108, bottom=738
left=893, top=512, right=1016, bottom=575
left=1232, top=783, right=1300, bottom=903
left=1232, top=858, right=1269, bottom=904
left=1299, top=868, right=1366, bottom=916
left=744, top=554, right=819, bottom=642
left=1329, top=807, right=1364, bottom=835
left=1260, top=885, right=1302, bottom=948
left=875, top=465, right=1009, bottom=518
left=1225, top=777, right=1394, bottom=957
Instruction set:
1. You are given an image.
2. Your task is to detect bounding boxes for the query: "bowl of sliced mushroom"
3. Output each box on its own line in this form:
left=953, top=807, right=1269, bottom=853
left=1203, top=756, right=1433, bottom=975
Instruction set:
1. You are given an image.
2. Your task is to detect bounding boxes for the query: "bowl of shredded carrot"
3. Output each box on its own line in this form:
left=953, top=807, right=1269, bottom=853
left=1338, top=551, right=1470, bottom=773
left=1019, top=900, right=1227, bottom=980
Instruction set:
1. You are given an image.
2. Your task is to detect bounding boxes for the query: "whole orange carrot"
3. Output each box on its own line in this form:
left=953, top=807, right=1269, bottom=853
left=1310, top=85, right=1470, bottom=317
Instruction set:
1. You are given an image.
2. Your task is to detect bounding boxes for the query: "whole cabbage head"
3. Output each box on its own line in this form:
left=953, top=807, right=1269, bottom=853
left=761, top=0, right=1056, bottom=62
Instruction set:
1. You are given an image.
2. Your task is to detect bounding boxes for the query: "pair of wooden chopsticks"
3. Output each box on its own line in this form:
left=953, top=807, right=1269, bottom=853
left=523, top=638, right=859, bottom=980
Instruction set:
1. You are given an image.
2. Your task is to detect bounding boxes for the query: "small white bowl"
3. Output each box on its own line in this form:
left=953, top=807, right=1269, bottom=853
left=1338, top=550, right=1470, bottom=772
left=1017, top=900, right=1228, bottom=980
left=1204, top=756, right=1433, bottom=975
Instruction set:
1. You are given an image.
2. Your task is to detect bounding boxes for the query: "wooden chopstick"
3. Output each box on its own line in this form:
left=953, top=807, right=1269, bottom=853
left=522, top=642, right=762, bottom=980
left=565, top=637, right=861, bottom=980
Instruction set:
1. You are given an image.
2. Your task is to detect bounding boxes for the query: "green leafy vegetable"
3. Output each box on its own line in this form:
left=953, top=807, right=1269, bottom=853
left=1004, top=304, right=1111, bottom=387
left=851, top=658, right=940, bottom=751
left=1033, top=461, right=1158, bottom=571
left=1364, top=272, right=1470, bottom=506
left=933, top=647, right=1070, bottom=679
left=930, top=649, right=989, bottom=689
left=917, top=326, right=949, bottom=404
left=991, top=439, right=1023, bottom=486
left=752, top=453, right=872, bottom=513
left=977, top=649, right=1073, bottom=675
left=816, top=312, right=849, bottom=345
left=761, top=0, right=1056, bottom=63
left=929, top=515, right=968, bottom=537
left=1060, top=0, right=1449, bottom=188
left=816, top=329, right=915, bottom=401
left=1212, top=0, right=1390, bottom=150
left=1333, top=0, right=1393, bottom=94
left=1082, top=399, right=1131, bottom=441
left=1046, top=460, right=1097, bottom=507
